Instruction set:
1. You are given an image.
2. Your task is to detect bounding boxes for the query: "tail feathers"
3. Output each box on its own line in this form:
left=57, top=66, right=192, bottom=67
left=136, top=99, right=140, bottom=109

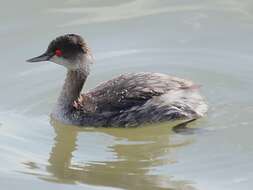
left=180, top=84, right=202, bottom=90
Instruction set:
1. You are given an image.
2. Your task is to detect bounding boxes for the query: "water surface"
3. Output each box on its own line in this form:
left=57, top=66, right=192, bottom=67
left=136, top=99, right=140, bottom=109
left=1, top=0, right=253, bottom=190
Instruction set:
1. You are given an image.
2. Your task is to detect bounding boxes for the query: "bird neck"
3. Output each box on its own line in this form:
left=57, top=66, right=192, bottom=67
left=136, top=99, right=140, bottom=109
left=53, top=68, right=88, bottom=118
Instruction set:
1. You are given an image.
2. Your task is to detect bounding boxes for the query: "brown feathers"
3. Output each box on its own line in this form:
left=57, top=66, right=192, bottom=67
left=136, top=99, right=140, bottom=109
left=73, top=94, right=97, bottom=113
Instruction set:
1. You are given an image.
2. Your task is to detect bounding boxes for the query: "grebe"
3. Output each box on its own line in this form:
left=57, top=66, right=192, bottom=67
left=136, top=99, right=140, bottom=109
left=27, top=34, right=207, bottom=127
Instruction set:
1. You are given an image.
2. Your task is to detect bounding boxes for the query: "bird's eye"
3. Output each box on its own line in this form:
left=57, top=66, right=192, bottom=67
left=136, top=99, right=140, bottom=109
left=55, top=49, right=63, bottom=57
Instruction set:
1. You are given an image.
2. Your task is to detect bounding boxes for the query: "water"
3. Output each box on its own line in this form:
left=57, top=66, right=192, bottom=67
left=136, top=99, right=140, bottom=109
left=0, top=0, right=253, bottom=189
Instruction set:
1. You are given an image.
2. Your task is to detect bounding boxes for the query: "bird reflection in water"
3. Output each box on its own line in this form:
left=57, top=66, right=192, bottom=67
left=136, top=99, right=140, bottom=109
left=23, top=119, right=199, bottom=190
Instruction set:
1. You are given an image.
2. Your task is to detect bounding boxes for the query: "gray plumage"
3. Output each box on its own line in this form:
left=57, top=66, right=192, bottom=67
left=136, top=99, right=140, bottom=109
left=71, top=72, right=207, bottom=127
left=27, top=34, right=208, bottom=127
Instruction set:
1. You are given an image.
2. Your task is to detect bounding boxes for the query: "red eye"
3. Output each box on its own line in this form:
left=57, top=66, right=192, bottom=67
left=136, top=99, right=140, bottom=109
left=55, top=49, right=63, bottom=57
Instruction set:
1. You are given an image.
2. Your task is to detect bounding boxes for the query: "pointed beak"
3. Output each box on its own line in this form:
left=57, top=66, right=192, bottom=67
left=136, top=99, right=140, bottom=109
left=26, top=53, right=52, bottom=63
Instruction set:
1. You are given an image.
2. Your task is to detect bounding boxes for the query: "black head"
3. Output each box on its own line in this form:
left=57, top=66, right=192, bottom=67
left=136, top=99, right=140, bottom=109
left=27, top=34, right=93, bottom=70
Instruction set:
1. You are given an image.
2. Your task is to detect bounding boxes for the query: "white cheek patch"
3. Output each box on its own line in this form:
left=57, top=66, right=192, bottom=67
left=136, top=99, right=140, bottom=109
left=50, top=55, right=69, bottom=66
left=50, top=55, right=78, bottom=70
left=49, top=54, right=91, bottom=73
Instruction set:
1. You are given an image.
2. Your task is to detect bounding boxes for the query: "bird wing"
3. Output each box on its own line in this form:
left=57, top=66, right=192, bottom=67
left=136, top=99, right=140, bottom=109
left=75, top=72, right=195, bottom=113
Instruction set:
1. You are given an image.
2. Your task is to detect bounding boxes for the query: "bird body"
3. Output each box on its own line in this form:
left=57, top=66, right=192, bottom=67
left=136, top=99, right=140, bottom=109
left=27, top=34, right=207, bottom=127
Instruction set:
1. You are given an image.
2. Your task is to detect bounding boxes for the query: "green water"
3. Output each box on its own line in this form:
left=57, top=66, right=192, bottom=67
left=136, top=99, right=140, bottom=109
left=0, top=0, right=253, bottom=189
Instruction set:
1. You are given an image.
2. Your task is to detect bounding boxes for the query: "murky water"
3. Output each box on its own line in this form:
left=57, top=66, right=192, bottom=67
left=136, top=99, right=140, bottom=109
left=1, top=0, right=253, bottom=189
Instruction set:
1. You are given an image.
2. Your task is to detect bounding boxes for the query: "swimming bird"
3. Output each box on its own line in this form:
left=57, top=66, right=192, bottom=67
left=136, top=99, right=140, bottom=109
left=27, top=34, right=207, bottom=127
